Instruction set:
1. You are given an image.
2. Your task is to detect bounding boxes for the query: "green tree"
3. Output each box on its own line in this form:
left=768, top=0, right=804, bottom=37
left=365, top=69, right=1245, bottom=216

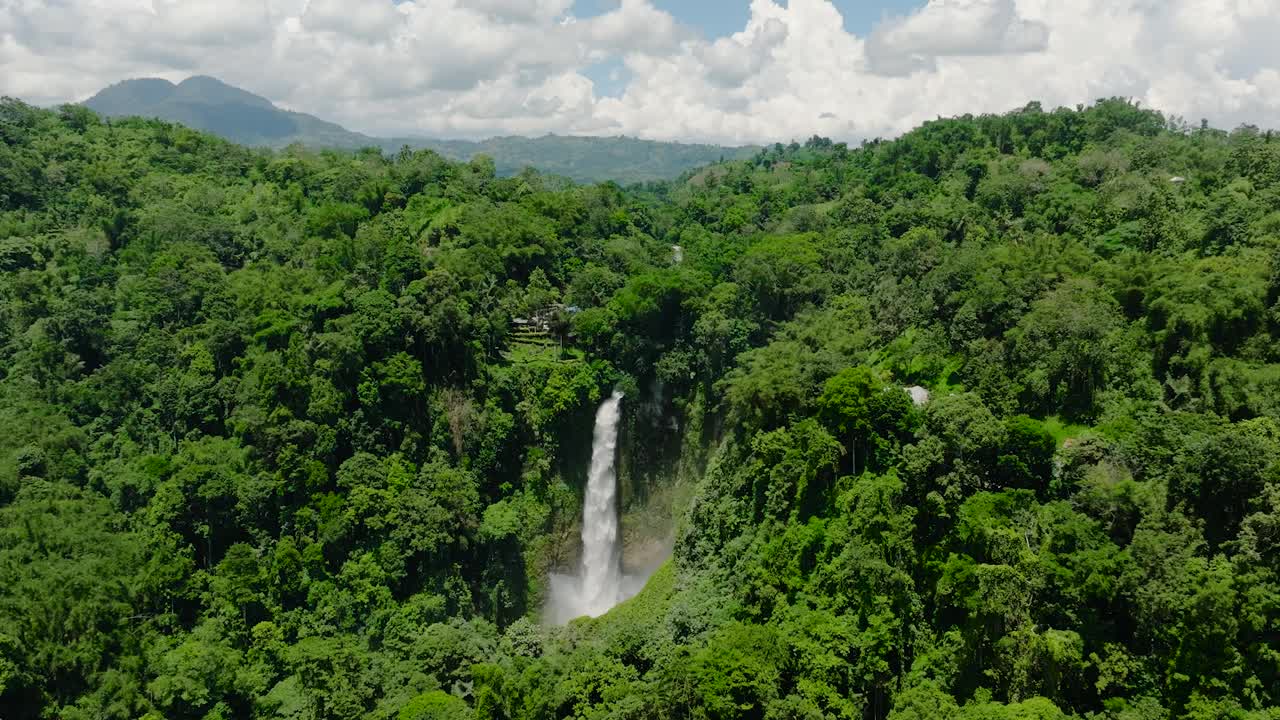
left=817, top=367, right=915, bottom=475
left=1007, top=279, right=1122, bottom=419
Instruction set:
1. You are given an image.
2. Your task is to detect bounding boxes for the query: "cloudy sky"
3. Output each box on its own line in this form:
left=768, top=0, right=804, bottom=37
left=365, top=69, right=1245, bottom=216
left=1, top=0, right=1278, bottom=144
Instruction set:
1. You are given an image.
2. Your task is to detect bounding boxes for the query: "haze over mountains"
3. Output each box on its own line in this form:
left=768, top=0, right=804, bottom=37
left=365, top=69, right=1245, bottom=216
left=82, top=76, right=756, bottom=183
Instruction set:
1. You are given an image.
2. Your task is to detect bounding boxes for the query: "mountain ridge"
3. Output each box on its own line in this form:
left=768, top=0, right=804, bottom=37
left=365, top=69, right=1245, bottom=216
left=82, top=76, right=757, bottom=183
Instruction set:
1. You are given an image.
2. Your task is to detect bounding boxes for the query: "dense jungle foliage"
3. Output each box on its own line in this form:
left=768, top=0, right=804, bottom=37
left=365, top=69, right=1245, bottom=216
left=2, top=97, right=1280, bottom=720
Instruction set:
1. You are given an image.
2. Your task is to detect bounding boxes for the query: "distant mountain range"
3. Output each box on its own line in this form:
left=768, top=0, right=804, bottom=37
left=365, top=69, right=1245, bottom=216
left=82, top=76, right=756, bottom=183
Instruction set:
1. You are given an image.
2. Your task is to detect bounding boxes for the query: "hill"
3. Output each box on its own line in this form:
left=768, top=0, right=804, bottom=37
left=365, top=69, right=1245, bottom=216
left=84, top=76, right=369, bottom=149
left=417, top=134, right=755, bottom=184
left=82, top=76, right=755, bottom=183
left=3, top=96, right=1280, bottom=719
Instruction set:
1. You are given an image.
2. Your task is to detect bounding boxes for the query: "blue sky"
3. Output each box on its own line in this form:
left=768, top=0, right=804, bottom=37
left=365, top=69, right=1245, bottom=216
left=4, top=0, right=1276, bottom=144
left=577, top=0, right=925, bottom=96
left=578, top=0, right=925, bottom=37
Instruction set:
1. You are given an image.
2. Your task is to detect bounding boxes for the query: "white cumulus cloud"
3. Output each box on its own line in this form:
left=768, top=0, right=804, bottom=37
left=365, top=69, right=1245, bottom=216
left=457, top=0, right=574, bottom=24
left=0, top=0, right=1276, bottom=144
left=299, top=0, right=404, bottom=41
left=696, top=17, right=788, bottom=88
left=865, top=0, right=1049, bottom=76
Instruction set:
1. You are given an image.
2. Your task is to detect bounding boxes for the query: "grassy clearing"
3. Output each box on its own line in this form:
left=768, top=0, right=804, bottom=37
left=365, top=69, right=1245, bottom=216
left=1042, top=415, right=1091, bottom=446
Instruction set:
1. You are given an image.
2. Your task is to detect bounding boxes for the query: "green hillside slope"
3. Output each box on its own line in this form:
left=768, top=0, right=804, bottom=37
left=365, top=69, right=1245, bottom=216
left=82, top=76, right=755, bottom=183
left=3, top=97, right=1280, bottom=720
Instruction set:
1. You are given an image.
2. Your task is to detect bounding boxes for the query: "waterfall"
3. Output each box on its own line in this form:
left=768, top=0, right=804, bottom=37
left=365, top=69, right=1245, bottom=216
left=545, top=389, right=656, bottom=624
left=578, top=390, right=624, bottom=616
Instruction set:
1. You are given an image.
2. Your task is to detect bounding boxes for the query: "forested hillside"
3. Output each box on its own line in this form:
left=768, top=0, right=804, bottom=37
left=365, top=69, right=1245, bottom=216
left=411, top=134, right=757, bottom=186
left=2, top=98, right=1280, bottom=720
left=83, top=77, right=756, bottom=184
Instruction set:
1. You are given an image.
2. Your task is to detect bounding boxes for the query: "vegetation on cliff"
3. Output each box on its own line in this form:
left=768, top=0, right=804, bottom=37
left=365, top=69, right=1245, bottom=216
left=3, top=97, right=1280, bottom=719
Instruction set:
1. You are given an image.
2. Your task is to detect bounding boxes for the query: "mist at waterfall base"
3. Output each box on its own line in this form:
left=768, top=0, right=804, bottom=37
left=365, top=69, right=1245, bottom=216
left=546, top=390, right=660, bottom=625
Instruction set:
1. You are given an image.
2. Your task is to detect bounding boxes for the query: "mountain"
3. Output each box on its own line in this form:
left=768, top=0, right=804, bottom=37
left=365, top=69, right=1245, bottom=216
left=83, top=76, right=388, bottom=150
left=82, top=76, right=756, bottom=183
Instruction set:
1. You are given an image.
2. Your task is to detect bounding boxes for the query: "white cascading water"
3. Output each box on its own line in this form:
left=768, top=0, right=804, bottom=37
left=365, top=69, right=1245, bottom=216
left=546, top=390, right=632, bottom=623
left=578, top=390, right=624, bottom=616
